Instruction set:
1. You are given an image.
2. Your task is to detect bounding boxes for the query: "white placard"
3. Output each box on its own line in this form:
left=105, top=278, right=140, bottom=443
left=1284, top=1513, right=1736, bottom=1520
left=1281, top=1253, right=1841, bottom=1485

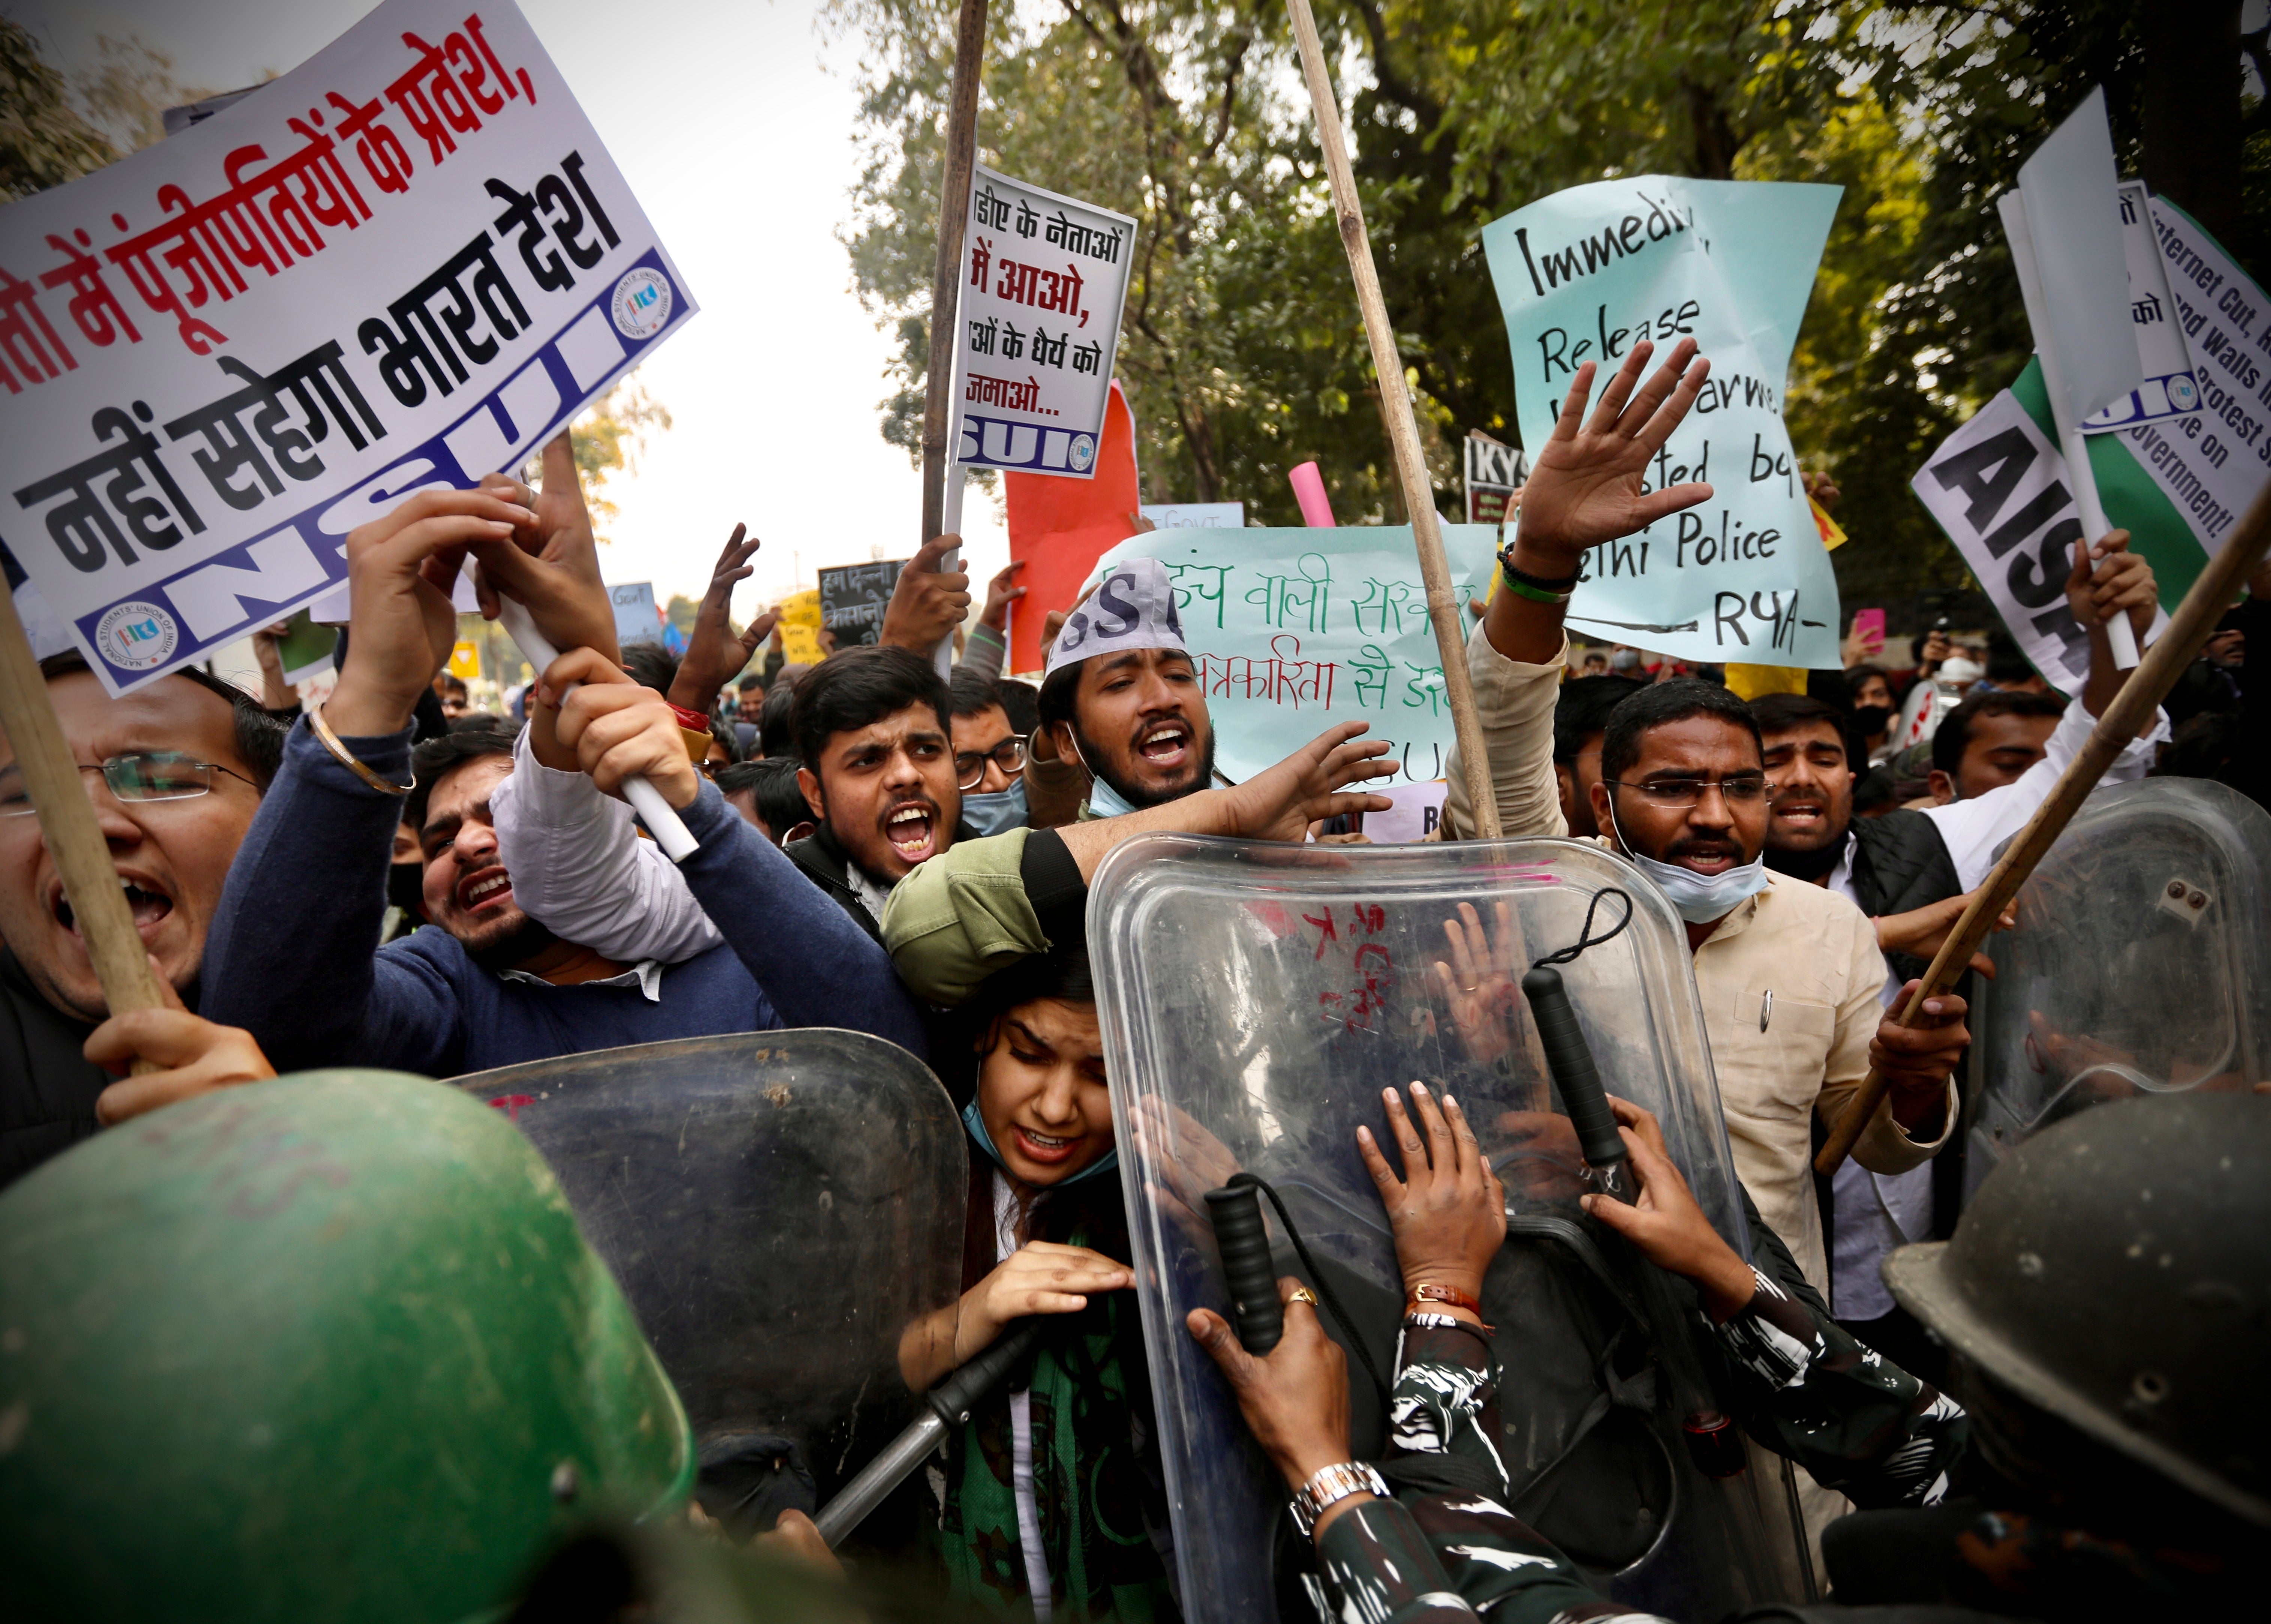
left=609, top=579, right=659, bottom=647
left=2080, top=181, right=2203, bottom=431
left=0, top=0, right=697, bottom=692
left=950, top=166, right=1134, bottom=478
left=1140, top=502, right=1244, bottom=529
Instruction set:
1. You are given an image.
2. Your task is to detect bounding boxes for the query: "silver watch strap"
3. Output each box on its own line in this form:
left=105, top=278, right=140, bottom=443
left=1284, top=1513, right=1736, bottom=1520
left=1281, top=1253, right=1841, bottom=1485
left=1290, top=1460, right=1388, bottom=1539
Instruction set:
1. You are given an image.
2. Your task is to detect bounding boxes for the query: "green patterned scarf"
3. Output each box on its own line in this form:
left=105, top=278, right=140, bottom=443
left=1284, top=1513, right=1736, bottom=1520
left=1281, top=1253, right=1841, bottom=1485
left=933, top=1287, right=1173, bottom=1621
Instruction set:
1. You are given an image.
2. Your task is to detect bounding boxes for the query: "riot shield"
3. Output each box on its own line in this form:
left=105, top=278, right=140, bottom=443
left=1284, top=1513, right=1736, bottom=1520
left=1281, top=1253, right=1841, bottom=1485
left=1092, top=834, right=1794, bottom=1623
left=1968, top=778, right=2271, bottom=1195
left=453, top=1029, right=965, bottom=1514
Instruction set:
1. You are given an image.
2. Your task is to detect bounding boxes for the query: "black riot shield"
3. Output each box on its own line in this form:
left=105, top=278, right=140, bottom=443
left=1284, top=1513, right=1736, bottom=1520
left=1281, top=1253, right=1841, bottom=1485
left=1092, top=834, right=1796, bottom=1623
left=453, top=1030, right=965, bottom=1515
left=1968, top=778, right=2271, bottom=1195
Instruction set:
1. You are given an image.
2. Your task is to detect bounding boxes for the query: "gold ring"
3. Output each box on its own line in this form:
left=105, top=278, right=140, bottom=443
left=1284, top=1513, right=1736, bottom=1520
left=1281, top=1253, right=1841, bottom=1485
left=1288, top=1287, right=1320, bottom=1307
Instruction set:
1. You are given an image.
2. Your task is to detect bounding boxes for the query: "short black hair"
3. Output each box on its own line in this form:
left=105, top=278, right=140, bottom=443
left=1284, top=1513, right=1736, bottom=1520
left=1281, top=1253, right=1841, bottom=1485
left=997, top=677, right=1040, bottom=737
left=1984, top=631, right=2035, bottom=686
left=1805, top=668, right=1854, bottom=711
left=790, top=645, right=951, bottom=767
left=406, top=719, right=519, bottom=832
left=620, top=642, right=678, bottom=697
left=1851, top=763, right=1900, bottom=815
left=1599, top=678, right=1763, bottom=787
left=715, top=756, right=810, bottom=835
left=36, top=651, right=287, bottom=790
left=737, top=673, right=766, bottom=693
left=758, top=679, right=801, bottom=760
left=1931, top=689, right=2066, bottom=777
left=1036, top=659, right=1079, bottom=735
left=1552, top=674, right=1645, bottom=764
left=950, top=666, right=1006, bottom=721
left=1749, top=692, right=1846, bottom=737
left=436, top=673, right=469, bottom=697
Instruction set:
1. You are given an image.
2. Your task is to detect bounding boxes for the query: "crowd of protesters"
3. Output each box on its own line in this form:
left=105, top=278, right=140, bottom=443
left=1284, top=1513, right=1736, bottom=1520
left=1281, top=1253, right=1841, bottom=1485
left=3, top=339, right=2264, bottom=1622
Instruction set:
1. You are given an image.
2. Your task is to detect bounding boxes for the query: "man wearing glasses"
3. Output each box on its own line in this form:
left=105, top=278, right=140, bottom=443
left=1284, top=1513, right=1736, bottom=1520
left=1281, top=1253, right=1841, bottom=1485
left=0, top=649, right=285, bottom=1186
left=948, top=668, right=1032, bottom=837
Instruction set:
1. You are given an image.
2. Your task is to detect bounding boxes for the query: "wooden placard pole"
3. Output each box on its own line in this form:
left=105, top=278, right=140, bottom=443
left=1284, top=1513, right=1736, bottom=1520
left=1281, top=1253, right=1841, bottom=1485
left=918, top=0, right=990, bottom=550
left=1284, top=0, right=1499, bottom=838
left=0, top=591, right=168, bottom=1045
left=1817, top=488, right=2271, bottom=1175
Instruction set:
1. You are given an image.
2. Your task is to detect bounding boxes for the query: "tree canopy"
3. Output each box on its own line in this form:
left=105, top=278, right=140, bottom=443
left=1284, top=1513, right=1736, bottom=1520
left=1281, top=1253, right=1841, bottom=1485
left=834, top=0, right=2261, bottom=619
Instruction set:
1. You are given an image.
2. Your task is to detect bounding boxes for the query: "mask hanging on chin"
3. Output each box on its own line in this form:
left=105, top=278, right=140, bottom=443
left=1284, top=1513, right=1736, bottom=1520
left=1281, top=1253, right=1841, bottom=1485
left=1605, top=799, right=1771, bottom=924
left=960, top=778, right=1029, bottom=837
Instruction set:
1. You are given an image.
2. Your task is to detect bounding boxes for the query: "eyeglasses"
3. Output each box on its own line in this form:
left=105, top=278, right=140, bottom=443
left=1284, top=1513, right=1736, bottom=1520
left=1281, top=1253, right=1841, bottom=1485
left=956, top=735, right=1029, bottom=791
left=0, top=752, right=260, bottom=816
left=1604, top=773, right=1769, bottom=808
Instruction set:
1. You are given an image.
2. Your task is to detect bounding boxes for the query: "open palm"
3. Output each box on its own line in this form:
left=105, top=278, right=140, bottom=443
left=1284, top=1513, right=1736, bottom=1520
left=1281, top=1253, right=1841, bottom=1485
left=1514, top=338, right=1713, bottom=567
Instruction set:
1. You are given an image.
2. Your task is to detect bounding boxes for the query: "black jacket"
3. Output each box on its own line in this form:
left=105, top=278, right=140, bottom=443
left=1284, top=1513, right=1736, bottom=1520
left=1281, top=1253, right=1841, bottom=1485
left=783, top=825, right=885, bottom=942
left=1846, top=808, right=1963, bottom=986
left=1, top=950, right=108, bottom=1190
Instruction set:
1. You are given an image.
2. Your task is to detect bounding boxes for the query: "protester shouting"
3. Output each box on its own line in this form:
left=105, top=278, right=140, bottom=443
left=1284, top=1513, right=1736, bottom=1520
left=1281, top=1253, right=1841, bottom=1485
left=198, top=437, right=924, bottom=1075
left=0, top=648, right=286, bottom=1187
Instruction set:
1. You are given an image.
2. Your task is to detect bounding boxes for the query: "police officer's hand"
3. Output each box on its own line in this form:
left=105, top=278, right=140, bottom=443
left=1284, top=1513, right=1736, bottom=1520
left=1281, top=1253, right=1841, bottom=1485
left=1187, top=1278, right=1368, bottom=1519
left=1356, top=1082, right=1505, bottom=1310
left=1430, top=900, right=1523, bottom=1067
left=85, top=970, right=276, bottom=1126
left=539, top=648, right=704, bottom=810
left=879, top=533, right=971, bottom=654
left=955, top=1241, right=1132, bottom=1364
left=1873, top=981, right=1968, bottom=1135
left=1579, top=1098, right=1756, bottom=1321
left=753, top=1509, right=843, bottom=1577
left=1220, top=721, right=1395, bottom=843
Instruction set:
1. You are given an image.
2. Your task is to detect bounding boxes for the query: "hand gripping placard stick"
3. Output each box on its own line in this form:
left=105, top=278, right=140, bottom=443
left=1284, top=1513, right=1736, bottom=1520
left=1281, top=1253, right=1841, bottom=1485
left=920, top=0, right=990, bottom=680
left=0, top=591, right=166, bottom=1066
left=495, top=598, right=698, bottom=861
left=1816, top=483, right=2271, bottom=1175
left=1285, top=0, right=1499, bottom=837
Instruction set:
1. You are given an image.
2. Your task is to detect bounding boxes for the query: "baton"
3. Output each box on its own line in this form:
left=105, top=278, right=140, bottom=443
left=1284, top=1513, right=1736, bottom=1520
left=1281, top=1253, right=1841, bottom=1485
left=493, top=598, right=699, bottom=861
left=811, top=1316, right=1046, bottom=1546
left=1519, top=966, right=1633, bottom=1203
left=1205, top=1182, right=1284, bottom=1354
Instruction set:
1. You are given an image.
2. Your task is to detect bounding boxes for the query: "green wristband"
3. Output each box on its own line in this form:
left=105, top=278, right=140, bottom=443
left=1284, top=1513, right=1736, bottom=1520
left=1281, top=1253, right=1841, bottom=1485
left=1499, top=565, right=1571, bottom=604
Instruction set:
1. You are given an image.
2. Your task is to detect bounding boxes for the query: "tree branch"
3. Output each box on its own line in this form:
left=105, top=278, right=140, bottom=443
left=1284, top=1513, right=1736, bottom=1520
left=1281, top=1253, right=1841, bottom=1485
left=1348, top=0, right=1442, bottom=132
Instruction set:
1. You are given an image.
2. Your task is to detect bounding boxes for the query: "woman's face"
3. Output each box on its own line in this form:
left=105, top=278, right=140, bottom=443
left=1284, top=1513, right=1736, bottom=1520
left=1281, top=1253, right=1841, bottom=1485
left=977, top=997, right=1112, bottom=1186
left=1852, top=672, right=1892, bottom=711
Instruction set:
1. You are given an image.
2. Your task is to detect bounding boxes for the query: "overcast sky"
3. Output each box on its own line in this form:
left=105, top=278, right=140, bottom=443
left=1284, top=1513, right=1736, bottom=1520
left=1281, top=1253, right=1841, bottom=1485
left=6, top=0, right=1014, bottom=616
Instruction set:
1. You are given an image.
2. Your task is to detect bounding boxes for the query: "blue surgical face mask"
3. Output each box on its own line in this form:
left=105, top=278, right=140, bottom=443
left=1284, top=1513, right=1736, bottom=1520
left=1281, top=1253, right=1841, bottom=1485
left=962, top=1098, right=1119, bottom=1187
left=960, top=778, right=1029, bottom=837
left=1084, top=772, right=1141, bottom=819
left=1605, top=797, right=1771, bottom=924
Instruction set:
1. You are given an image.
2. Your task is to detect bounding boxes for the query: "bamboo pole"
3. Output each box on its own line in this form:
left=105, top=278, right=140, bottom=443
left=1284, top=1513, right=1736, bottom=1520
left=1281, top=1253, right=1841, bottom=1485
left=0, top=594, right=168, bottom=1047
left=1283, top=0, right=1500, bottom=837
left=1817, top=489, right=2271, bottom=1174
left=918, top=0, right=990, bottom=549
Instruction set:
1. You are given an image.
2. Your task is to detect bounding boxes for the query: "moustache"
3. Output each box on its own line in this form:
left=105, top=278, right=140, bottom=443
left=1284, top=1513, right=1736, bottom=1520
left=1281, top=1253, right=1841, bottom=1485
left=1664, top=834, right=1745, bottom=863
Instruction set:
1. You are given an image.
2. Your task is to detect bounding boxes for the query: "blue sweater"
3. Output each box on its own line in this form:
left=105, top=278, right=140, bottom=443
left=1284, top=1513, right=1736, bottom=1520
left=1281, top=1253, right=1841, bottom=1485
left=203, top=721, right=927, bottom=1076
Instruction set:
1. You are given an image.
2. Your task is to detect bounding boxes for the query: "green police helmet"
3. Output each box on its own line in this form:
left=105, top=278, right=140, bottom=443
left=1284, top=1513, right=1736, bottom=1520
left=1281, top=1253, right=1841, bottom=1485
left=0, top=1072, right=696, bottom=1624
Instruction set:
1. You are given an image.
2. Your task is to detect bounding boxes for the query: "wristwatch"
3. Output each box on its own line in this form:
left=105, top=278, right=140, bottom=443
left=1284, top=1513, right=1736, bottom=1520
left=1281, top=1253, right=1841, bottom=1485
left=1289, top=1460, right=1388, bottom=1540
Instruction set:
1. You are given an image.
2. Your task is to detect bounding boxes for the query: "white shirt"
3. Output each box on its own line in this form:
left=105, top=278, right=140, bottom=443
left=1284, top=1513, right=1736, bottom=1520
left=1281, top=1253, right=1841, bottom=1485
left=495, top=958, right=666, bottom=1002
left=992, top=1172, right=1053, bottom=1621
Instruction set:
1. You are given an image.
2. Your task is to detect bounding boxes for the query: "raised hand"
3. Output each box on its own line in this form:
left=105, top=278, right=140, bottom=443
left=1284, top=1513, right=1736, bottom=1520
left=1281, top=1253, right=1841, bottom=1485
left=86, top=968, right=277, bottom=1126
left=879, top=532, right=972, bottom=654
left=1579, top=1097, right=1756, bottom=1321
left=1513, top=338, right=1713, bottom=571
left=1429, top=900, right=1524, bottom=1068
left=328, top=486, right=534, bottom=736
left=1219, top=721, right=1395, bottom=843
left=469, top=432, right=620, bottom=663
left=1355, top=1081, right=1506, bottom=1307
left=541, top=647, right=704, bottom=811
left=2065, top=528, right=2157, bottom=641
left=981, top=558, right=1028, bottom=632
left=667, top=523, right=777, bottom=713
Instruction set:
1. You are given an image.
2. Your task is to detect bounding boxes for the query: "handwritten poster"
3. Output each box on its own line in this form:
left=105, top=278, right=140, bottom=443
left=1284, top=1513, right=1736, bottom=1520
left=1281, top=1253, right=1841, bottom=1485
left=1480, top=176, right=1841, bottom=667
left=0, top=0, right=696, bottom=692
left=1088, top=525, right=1500, bottom=787
left=818, top=559, right=905, bottom=648
left=951, top=166, right=1134, bottom=478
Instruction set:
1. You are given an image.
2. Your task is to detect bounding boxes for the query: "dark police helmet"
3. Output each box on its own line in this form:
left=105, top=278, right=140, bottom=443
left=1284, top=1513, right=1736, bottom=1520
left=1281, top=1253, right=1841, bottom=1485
left=1885, top=1093, right=2271, bottom=1528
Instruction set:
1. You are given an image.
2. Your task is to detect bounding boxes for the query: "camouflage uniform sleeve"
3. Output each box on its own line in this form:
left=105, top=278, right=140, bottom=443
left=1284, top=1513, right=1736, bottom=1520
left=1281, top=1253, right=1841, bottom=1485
left=1706, top=1264, right=1970, bottom=1509
left=1311, top=1319, right=1659, bottom=1624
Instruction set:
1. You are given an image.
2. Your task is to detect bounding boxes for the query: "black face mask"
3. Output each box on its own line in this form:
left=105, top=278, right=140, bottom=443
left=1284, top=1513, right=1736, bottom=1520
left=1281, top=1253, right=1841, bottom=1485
left=1852, top=704, right=1894, bottom=736
left=386, top=861, right=426, bottom=914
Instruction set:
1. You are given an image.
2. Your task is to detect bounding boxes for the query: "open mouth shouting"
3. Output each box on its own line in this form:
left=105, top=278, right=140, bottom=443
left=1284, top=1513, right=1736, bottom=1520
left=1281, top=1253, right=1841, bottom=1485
left=49, top=872, right=174, bottom=944
left=1010, top=1122, right=1088, bottom=1167
left=882, top=797, right=941, bottom=865
left=1665, top=837, right=1744, bottom=876
left=1772, top=795, right=1828, bottom=831
left=1131, top=719, right=1191, bottom=775
left=455, top=863, right=516, bottom=917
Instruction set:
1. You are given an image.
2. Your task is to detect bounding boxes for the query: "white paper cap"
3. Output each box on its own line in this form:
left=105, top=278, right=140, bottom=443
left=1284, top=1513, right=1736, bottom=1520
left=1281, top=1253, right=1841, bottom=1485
left=1042, top=555, right=1188, bottom=680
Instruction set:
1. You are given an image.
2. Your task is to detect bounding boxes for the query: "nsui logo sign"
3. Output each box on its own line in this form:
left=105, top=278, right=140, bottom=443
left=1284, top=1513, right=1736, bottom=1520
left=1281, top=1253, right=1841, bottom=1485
left=610, top=268, right=672, bottom=339
left=95, top=602, right=179, bottom=672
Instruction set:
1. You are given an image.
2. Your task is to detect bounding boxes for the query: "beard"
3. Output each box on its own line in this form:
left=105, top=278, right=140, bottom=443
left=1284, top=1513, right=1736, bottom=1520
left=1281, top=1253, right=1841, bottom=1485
left=463, top=911, right=560, bottom=973
left=1073, top=718, right=1216, bottom=810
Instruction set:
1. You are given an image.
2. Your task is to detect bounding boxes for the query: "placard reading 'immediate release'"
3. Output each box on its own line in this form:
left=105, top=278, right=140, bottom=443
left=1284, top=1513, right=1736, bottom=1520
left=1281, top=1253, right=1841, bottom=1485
left=1481, top=176, right=1842, bottom=668
left=950, top=166, right=1133, bottom=479
left=1088, top=524, right=1501, bottom=788
left=0, top=0, right=697, bottom=692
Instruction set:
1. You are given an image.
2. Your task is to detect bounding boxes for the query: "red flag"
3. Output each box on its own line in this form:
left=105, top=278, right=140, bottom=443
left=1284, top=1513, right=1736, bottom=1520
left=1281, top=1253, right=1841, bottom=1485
left=1004, top=380, right=1140, bottom=675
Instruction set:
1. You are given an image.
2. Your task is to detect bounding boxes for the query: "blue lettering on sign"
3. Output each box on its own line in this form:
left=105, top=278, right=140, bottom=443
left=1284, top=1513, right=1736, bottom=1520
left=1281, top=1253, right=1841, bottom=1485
left=67, top=249, right=687, bottom=688
left=956, top=410, right=1101, bottom=475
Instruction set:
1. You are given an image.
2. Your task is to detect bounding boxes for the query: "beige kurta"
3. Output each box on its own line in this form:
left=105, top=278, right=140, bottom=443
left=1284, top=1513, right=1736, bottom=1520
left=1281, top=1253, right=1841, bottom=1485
left=1441, top=613, right=1952, bottom=1292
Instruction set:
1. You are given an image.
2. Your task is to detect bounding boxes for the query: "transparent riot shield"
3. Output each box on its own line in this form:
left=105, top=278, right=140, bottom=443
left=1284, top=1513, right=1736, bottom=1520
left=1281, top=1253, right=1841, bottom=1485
left=453, top=1030, right=965, bottom=1514
left=1092, top=834, right=1795, bottom=1623
left=1969, top=778, right=2271, bottom=1194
